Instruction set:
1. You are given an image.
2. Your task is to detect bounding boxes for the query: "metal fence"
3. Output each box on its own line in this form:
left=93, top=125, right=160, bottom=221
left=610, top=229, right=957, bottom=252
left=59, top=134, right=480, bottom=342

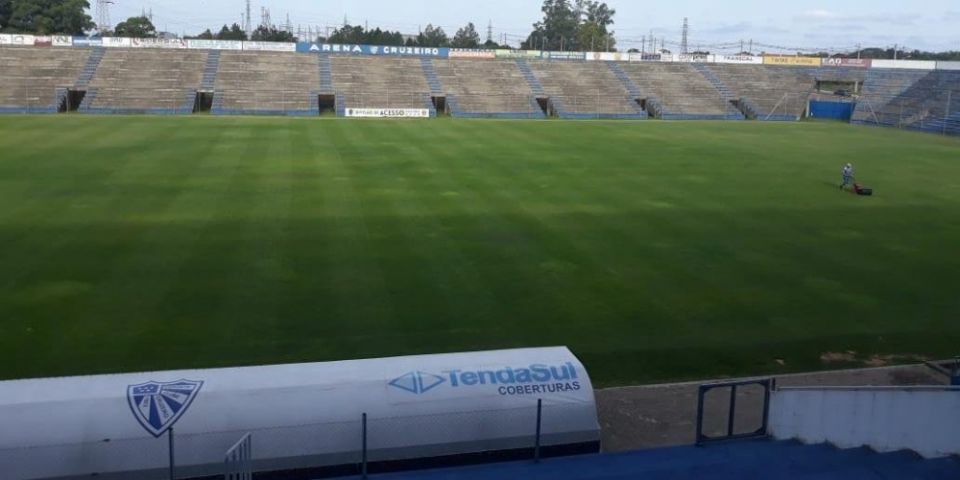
left=854, top=90, right=959, bottom=136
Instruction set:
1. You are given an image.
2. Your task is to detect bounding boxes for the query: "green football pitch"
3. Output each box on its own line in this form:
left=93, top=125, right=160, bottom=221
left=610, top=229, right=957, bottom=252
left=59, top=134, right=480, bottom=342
left=1, top=116, right=959, bottom=386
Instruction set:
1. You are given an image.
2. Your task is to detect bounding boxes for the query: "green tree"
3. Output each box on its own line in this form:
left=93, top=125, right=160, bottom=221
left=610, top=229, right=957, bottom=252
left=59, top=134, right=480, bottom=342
left=251, top=25, right=295, bottom=42
left=215, top=23, right=247, bottom=41
left=522, top=0, right=579, bottom=50
left=4, top=0, right=93, bottom=34
left=0, top=0, right=11, bottom=31
left=194, top=28, right=214, bottom=40
left=523, top=0, right=615, bottom=51
left=451, top=22, right=481, bottom=48
left=414, top=24, right=448, bottom=47
left=113, top=15, right=156, bottom=38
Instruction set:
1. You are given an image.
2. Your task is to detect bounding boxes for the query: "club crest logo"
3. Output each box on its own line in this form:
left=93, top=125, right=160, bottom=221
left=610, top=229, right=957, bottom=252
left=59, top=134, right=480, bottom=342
left=389, top=371, right=445, bottom=395
left=127, top=380, right=203, bottom=437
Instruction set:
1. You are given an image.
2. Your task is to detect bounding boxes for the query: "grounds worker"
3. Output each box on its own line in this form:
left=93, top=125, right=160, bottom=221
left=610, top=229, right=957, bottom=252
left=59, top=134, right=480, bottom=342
left=840, top=163, right=854, bottom=190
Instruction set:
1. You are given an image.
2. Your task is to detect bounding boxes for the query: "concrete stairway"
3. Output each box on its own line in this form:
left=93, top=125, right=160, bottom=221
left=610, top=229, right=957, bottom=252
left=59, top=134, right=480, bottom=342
left=691, top=63, right=745, bottom=120
left=420, top=58, right=443, bottom=96
left=74, top=47, right=104, bottom=88
left=0, top=47, right=92, bottom=113
left=364, top=440, right=960, bottom=480
left=318, top=54, right=334, bottom=95
left=515, top=59, right=545, bottom=97
left=200, top=50, right=220, bottom=91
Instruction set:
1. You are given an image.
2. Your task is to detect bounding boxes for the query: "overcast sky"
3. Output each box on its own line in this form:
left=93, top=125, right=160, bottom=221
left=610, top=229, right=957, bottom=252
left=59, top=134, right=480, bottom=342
left=107, top=0, right=960, bottom=53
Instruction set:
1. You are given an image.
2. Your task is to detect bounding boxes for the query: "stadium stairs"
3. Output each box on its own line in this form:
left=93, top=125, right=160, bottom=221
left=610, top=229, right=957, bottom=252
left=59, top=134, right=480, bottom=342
left=200, top=50, right=220, bottom=91
left=852, top=69, right=960, bottom=135
left=432, top=58, right=544, bottom=119
left=359, top=440, right=960, bottom=480
left=527, top=60, right=646, bottom=120
left=0, top=47, right=93, bottom=113
left=618, top=63, right=741, bottom=120
left=707, top=65, right=815, bottom=121
left=606, top=62, right=651, bottom=119
left=515, top=59, right=549, bottom=115
left=74, top=47, right=105, bottom=89
left=212, top=51, right=319, bottom=116
left=79, top=49, right=206, bottom=115
left=691, top=64, right=747, bottom=120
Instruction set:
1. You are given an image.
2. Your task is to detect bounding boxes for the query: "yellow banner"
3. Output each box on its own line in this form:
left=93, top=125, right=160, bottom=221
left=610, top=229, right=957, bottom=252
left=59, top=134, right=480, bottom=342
left=763, top=56, right=821, bottom=66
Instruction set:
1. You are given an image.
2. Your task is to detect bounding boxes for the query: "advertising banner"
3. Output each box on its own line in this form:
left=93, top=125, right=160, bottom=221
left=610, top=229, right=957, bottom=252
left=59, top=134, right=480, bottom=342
left=715, top=55, right=763, bottom=64
left=543, top=51, right=585, bottom=61
left=0, top=34, right=36, bottom=46
left=677, top=53, right=713, bottom=63
left=494, top=49, right=541, bottom=59
left=587, top=52, right=629, bottom=62
left=345, top=108, right=431, bottom=118
left=297, top=42, right=447, bottom=57
left=130, top=38, right=187, bottom=49
left=242, top=41, right=295, bottom=52
left=821, top=57, right=872, bottom=68
left=102, top=37, right=132, bottom=48
left=187, top=39, right=243, bottom=50
left=53, top=36, right=73, bottom=47
left=449, top=48, right=495, bottom=59
left=629, top=52, right=661, bottom=62
left=763, top=55, right=822, bottom=66
left=33, top=36, right=52, bottom=47
left=871, top=59, right=936, bottom=70
left=72, top=37, right=103, bottom=47
left=937, top=61, right=960, bottom=71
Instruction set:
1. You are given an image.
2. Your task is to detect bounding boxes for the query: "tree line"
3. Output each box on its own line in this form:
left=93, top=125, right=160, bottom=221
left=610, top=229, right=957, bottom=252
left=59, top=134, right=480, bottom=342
left=2, top=0, right=959, bottom=59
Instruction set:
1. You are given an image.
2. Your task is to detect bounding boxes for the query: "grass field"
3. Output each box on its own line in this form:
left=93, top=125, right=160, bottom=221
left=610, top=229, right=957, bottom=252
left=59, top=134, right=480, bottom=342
left=1, top=116, right=959, bottom=386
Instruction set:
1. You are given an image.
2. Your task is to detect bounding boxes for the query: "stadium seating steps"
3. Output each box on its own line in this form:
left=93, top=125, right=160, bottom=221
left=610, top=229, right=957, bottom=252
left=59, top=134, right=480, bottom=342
left=2, top=46, right=958, bottom=134
left=366, top=440, right=960, bottom=480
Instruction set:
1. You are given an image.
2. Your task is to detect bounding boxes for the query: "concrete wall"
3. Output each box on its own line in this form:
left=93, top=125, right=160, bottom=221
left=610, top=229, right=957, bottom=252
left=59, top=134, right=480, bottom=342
left=769, top=387, right=960, bottom=458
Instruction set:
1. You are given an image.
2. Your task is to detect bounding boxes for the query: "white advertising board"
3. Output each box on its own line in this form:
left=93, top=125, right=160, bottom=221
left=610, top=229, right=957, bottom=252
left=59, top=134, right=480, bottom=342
left=187, top=39, right=243, bottom=50
left=101, top=37, right=132, bottom=48
left=0, top=347, right=598, bottom=479
left=52, top=36, right=73, bottom=47
left=345, top=108, right=431, bottom=118
left=676, top=54, right=713, bottom=63
left=871, top=59, right=936, bottom=70
left=937, top=61, right=960, bottom=71
left=242, top=41, right=296, bottom=52
left=0, top=34, right=35, bottom=46
left=130, top=38, right=187, bottom=49
left=715, top=54, right=763, bottom=64
left=586, top=52, right=630, bottom=62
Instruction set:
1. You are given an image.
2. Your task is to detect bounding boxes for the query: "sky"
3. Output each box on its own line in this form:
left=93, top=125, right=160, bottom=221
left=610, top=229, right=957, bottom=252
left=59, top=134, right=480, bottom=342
left=105, top=0, right=960, bottom=53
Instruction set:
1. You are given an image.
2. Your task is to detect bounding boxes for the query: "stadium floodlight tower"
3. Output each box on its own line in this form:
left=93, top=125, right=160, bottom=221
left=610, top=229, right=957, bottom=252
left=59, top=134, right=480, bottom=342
left=96, top=0, right=114, bottom=35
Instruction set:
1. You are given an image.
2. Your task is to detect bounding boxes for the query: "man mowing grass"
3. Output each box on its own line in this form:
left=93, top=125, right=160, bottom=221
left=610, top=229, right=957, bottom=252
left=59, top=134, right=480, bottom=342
left=840, top=163, right=855, bottom=190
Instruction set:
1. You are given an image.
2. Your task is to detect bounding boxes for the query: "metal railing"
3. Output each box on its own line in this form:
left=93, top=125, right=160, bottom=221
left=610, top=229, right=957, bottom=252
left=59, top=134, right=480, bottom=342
left=224, top=433, right=253, bottom=480
left=696, top=378, right=773, bottom=446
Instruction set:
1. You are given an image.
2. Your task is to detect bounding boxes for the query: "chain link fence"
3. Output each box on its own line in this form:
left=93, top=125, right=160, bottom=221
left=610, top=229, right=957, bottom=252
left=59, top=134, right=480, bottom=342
left=854, top=90, right=959, bottom=136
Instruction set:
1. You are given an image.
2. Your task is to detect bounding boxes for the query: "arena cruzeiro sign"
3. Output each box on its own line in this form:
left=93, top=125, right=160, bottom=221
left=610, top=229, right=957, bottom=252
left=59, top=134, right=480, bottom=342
left=296, top=42, right=449, bottom=58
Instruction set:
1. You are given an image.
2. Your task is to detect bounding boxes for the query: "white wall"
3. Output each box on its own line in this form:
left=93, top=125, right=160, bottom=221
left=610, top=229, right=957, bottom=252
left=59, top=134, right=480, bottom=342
left=769, top=387, right=960, bottom=458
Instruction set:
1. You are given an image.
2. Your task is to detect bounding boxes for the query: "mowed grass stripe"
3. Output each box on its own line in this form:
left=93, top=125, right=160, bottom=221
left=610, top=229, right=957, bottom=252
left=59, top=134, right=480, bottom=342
left=0, top=117, right=958, bottom=385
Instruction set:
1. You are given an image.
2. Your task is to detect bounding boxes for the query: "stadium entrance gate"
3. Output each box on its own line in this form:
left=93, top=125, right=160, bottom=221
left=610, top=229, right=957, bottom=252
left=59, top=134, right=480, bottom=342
left=809, top=101, right=856, bottom=121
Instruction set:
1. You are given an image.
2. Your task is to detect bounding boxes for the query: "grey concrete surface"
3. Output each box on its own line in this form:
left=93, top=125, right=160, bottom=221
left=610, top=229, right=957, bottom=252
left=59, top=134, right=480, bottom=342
left=596, top=364, right=947, bottom=452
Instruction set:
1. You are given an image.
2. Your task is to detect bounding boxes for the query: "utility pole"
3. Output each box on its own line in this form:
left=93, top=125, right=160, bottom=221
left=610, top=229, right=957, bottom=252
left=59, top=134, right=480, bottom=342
left=681, top=17, right=689, bottom=54
left=893, top=44, right=898, bottom=60
left=96, top=0, right=113, bottom=34
left=856, top=43, right=861, bottom=59
left=641, top=35, right=646, bottom=55
left=244, top=0, right=252, bottom=39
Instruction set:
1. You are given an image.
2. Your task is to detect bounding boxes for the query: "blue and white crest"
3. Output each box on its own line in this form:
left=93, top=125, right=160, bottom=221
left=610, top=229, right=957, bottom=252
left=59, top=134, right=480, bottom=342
left=127, top=379, right=203, bottom=437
